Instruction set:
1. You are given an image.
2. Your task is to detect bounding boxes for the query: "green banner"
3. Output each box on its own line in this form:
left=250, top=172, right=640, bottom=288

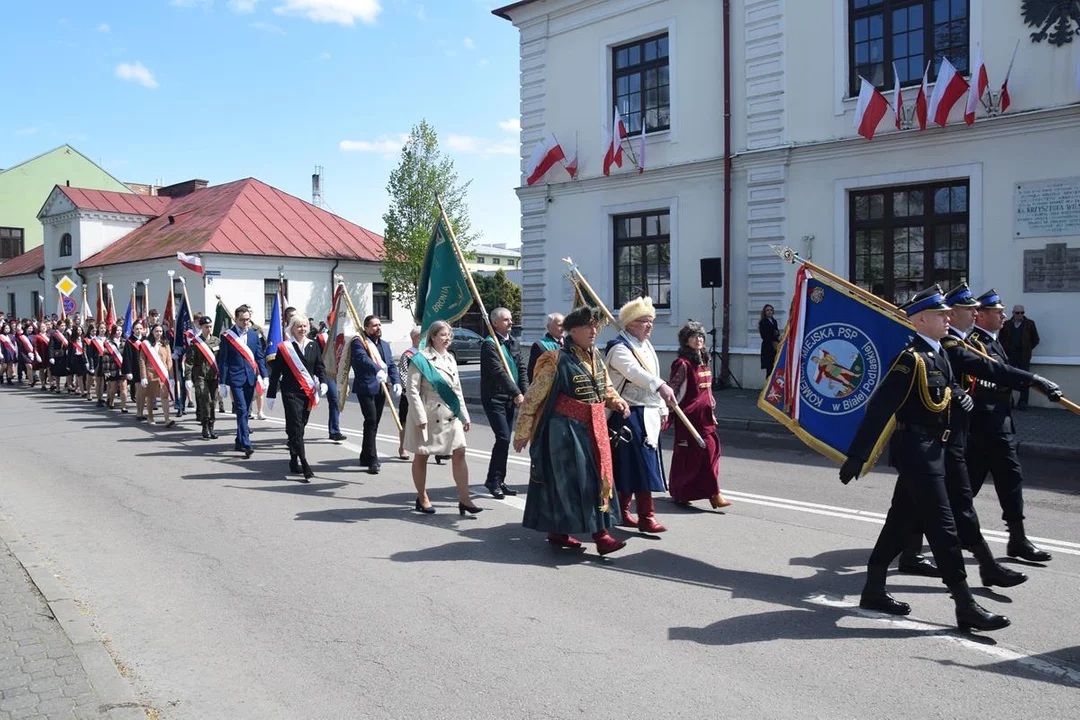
left=416, top=216, right=472, bottom=329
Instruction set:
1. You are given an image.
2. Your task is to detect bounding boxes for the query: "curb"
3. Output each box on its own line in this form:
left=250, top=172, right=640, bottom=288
left=1017, top=442, right=1080, bottom=460
left=0, top=518, right=147, bottom=720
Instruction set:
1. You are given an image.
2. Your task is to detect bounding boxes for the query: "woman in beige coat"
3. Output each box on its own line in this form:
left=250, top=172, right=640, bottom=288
left=405, top=321, right=482, bottom=516
left=138, top=324, right=175, bottom=427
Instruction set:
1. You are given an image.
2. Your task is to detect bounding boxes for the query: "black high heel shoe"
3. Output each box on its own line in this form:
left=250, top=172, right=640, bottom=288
left=458, top=502, right=483, bottom=516
left=415, top=498, right=436, bottom=514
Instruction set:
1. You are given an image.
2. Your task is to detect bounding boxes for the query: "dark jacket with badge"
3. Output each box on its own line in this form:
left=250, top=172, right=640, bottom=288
left=964, top=327, right=1030, bottom=436
left=480, top=333, right=527, bottom=402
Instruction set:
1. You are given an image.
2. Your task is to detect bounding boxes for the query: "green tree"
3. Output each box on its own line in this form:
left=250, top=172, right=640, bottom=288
left=473, top=269, right=522, bottom=320
left=381, top=119, right=477, bottom=313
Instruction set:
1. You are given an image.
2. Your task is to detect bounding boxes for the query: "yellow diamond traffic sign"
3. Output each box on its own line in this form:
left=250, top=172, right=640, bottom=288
left=55, top=275, right=77, bottom=297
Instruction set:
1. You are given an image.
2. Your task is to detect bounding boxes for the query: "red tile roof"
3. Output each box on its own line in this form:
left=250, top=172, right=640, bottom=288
left=56, top=186, right=172, bottom=216
left=78, top=178, right=384, bottom=268
left=0, top=245, right=45, bottom=278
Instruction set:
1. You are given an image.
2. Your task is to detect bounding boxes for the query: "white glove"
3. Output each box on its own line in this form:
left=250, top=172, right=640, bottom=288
left=220, top=386, right=229, bottom=399
left=376, top=369, right=388, bottom=383
left=126, top=373, right=133, bottom=381
left=260, top=377, right=269, bottom=391
left=140, top=378, right=148, bottom=388
left=49, top=358, right=55, bottom=365
left=186, top=380, right=195, bottom=393
left=319, top=383, right=328, bottom=397
left=955, top=390, right=974, bottom=412
left=267, top=398, right=275, bottom=411
left=393, top=383, right=402, bottom=396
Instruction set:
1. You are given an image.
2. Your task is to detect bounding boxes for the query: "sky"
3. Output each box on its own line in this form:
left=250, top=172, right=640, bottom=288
left=0, top=0, right=523, bottom=246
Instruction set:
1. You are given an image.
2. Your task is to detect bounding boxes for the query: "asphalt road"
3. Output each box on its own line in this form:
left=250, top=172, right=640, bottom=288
left=1, top=384, right=1078, bottom=719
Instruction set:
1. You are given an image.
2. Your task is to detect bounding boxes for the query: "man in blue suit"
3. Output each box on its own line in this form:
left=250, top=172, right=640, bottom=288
left=351, top=315, right=400, bottom=474
left=217, top=304, right=268, bottom=458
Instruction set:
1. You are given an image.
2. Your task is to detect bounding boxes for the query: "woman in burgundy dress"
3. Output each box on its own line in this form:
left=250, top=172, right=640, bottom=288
left=666, top=321, right=731, bottom=509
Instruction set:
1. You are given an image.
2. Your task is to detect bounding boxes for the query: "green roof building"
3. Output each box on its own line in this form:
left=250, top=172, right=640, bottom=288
left=0, top=145, right=132, bottom=261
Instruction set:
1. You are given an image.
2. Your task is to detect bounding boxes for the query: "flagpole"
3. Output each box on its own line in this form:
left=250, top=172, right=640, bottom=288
left=98, top=275, right=104, bottom=323
left=143, top=278, right=150, bottom=322
left=562, top=257, right=707, bottom=448
left=81, top=284, right=88, bottom=323
left=107, top=284, right=115, bottom=325
left=179, top=276, right=193, bottom=329
left=334, top=278, right=402, bottom=431
left=772, top=246, right=1079, bottom=414
left=433, top=194, right=516, bottom=381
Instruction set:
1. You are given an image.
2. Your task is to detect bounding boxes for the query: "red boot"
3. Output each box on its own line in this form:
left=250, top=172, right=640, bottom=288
left=547, top=533, right=583, bottom=548
left=617, top=492, right=638, bottom=528
left=592, top=531, right=627, bottom=556
left=636, top=492, right=668, bottom=533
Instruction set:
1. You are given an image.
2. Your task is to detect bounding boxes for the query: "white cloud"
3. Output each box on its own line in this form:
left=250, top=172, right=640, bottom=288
left=115, top=62, right=158, bottom=89
left=273, top=0, right=381, bottom=26
left=97, top=23, right=110, bottom=33
left=15, top=127, right=39, bottom=136
left=339, top=133, right=408, bottom=153
left=251, top=21, right=286, bottom=34
left=497, top=118, right=520, bottom=133
left=229, top=0, right=259, bottom=11
left=446, top=134, right=517, bottom=156
left=463, top=37, right=474, bottom=50
left=317, top=51, right=332, bottom=61
left=478, top=58, right=488, bottom=67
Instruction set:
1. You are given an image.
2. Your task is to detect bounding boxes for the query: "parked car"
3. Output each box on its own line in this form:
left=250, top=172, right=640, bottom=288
left=448, top=327, right=483, bottom=364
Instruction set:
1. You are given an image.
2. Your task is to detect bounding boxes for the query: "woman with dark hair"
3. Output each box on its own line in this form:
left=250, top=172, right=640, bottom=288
left=100, top=324, right=127, bottom=412
left=138, top=323, right=176, bottom=427
left=0, top=322, right=15, bottom=385
left=666, top=320, right=730, bottom=509
left=67, top=324, right=90, bottom=397
left=49, top=319, right=73, bottom=393
left=758, top=304, right=780, bottom=376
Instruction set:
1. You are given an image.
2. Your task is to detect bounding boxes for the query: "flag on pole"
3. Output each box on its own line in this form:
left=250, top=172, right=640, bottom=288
left=758, top=265, right=915, bottom=471
left=106, top=286, right=116, bottom=329
left=602, top=105, right=627, bottom=176
left=1000, top=40, right=1019, bottom=113
left=323, top=284, right=347, bottom=378
left=915, top=60, right=930, bottom=130
left=964, top=46, right=989, bottom=125
left=177, top=251, right=204, bottom=274
left=564, top=133, right=578, bottom=179
left=525, top=133, right=567, bottom=186
left=892, top=62, right=904, bottom=130
left=162, top=283, right=175, bottom=333
left=96, top=278, right=106, bottom=324
left=122, top=290, right=135, bottom=336
left=57, top=290, right=67, bottom=320
left=853, top=77, right=889, bottom=140
left=928, top=57, right=969, bottom=127
left=265, top=292, right=283, bottom=360
left=212, top=300, right=232, bottom=338
left=81, top=285, right=91, bottom=320
left=173, top=295, right=193, bottom=353
left=637, top=122, right=646, bottom=173
left=415, top=215, right=473, bottom=330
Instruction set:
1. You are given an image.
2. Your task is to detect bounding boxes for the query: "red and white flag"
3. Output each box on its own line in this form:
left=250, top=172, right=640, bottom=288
left=637, top=122, right=646, bottom=174
left=965, top=47, right=989, bottom=125
left=525, top=132, right=567, bottom=186
left=853, top=77, right=889, bottom=140
left=564, top=152, right=578, bottom=179
left=892, top=62, right=904, bottom=130
left=602, top=105, right=627, bottom=176
left=177, top=251, right=204, bottom=274
left=928, top=57, right=969, bottom=127
left=1000, top=40, right=1019, bottom=113
left=915, top=61, right=930, bottom=130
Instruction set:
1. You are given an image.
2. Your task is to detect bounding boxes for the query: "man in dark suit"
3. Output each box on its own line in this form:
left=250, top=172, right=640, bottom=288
left=840, top=285, right=1008, bottom=633
left=480, top=307, right=528, bottom=498
left=217, top=304, right=268, bottom=458
left=527, top=312, right=563, bottom=383
left=998, top=304, right=1040, bottom=409
left=350, top=315, right=401, bottom=474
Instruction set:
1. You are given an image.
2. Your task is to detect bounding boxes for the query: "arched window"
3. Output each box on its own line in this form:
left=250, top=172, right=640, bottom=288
left=59, top=233, right=72, bottom=257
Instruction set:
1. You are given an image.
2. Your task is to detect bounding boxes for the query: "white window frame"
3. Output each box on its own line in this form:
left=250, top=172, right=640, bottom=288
left=601, top=17, right=679, bottom=147
left=603, top=196, right=679, bottom=323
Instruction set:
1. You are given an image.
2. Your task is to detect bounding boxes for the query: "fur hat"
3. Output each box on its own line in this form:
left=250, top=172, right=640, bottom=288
left=618, top=296, right=656, bottom=326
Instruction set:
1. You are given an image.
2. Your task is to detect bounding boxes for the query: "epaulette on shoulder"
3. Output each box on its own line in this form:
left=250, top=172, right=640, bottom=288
left=891, top=348, right=916, bottom=374
left=941, top=336, right=959, bottom=349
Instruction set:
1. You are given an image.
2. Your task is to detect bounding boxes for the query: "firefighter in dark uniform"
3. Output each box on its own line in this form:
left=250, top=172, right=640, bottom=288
left=840, top=286, right=1009, bottom=632
left=966, top=289, right=1062, bottom=562
left=897, top=283, right=1059, bottom=586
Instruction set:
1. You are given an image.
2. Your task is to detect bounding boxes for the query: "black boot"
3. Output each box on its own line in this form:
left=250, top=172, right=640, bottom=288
left=950, top=582, right=1010, bottom=632
left=1006, top=520, right=1052, bottom=562
left=208, top=422, right=218, bottom=439
left=859, top=565, right=911, bottom=616
left=300, top=458, right=314, bottom=482
left=202, top=422, right=211, bottom=440
left=289, top=452, right=301, bottom=474
left=897, top=533, right=940, bottom=576
left=971, top=539, right=1028, bottom=588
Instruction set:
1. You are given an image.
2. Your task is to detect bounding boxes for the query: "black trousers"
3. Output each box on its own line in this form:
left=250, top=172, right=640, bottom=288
left=904, top=436, right=986, bottom=555
left=1010, top=357, right=1031, bottom=406
left=283, top=392, right=312, bottom=461
left=868, top=432, right=966, bottom=585
left=483, top=397, right=515, bottom=485
left=966, top=426, right=1025, bottom=524
left=357, top=392, right=385, bottom=466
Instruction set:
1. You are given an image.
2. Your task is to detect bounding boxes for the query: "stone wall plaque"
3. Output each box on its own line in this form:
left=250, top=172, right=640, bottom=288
left=1023, top=243, right=1080, bottom=293
left=1015, top=177, right=1080, bottom=239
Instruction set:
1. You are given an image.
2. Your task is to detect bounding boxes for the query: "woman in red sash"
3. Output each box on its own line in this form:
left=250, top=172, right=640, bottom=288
left=266, top=316, right=327, bottom=481
left=138, top=324, right=175, bottom=427
left=68, top=324, right=90, bottom=398
left=100, top=324, right=128, bottom=412
left=666, top=321, right=731, bottom=509
left=0, top=322, right=14, bottom=385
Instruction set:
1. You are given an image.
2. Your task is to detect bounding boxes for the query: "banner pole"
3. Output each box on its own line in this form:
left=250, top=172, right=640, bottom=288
left=338, top=281, right=402, bottom=432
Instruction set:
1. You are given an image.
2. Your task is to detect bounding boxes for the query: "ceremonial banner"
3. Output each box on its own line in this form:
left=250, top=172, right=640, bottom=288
left=415, top=216, right=472, bottom=330
left=212, top=301, right=232, bottom=338
left=173, top=296, right=193, bottom=353
left=758, top=266, right=914, bottom=469
left=265, top=293, right=283, bottom=360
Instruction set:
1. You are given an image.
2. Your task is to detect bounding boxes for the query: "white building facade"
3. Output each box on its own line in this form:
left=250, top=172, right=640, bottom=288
left=496, top=0, right=1080, bottom=403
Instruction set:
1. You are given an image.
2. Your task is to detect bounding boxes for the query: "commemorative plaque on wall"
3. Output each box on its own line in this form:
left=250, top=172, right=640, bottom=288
left=1023, top=243, right=1080, bottom=293
left=1015, top=177, right=1080, bottom=239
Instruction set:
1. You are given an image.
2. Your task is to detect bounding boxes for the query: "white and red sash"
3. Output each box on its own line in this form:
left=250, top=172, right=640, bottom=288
left=73, top=339, right=84, bottom=356
left=362, top=335, right=387, bottom=370
left=225, top=327, right=265, bottom=394
left=0, top=335, right=15, bottom=356
left=139, top=342, right=174, bottom=398
left=53, top=330, right=69, bottom=349
left=190, top=334, right=219, bottom=375
left=17, top=334, right=36, bottom=361
left=278, top=341, right=319, bottom=410
left=88, top=336, right=105, bottom=355
left=103, top=339, right=124, bottom=367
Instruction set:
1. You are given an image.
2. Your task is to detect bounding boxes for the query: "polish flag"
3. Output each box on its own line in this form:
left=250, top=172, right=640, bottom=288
left=602, top=105, right=627, bottom=176
left=525, top=132, right=566, bottom=186
left=964, top=47, right=989, bottom=125
left=892, top=62, right=904, bottom=130
left=928, top=57, right=969, bottom=127
left=1000, top=40, right=1019, bottom=113
left=177, top=251, right=203, bottom=274
left=853, top=77, right=889, bottom=140
left=915, top=61, right=930, bottom=130
left=564, top=152, right=578, bottom=179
